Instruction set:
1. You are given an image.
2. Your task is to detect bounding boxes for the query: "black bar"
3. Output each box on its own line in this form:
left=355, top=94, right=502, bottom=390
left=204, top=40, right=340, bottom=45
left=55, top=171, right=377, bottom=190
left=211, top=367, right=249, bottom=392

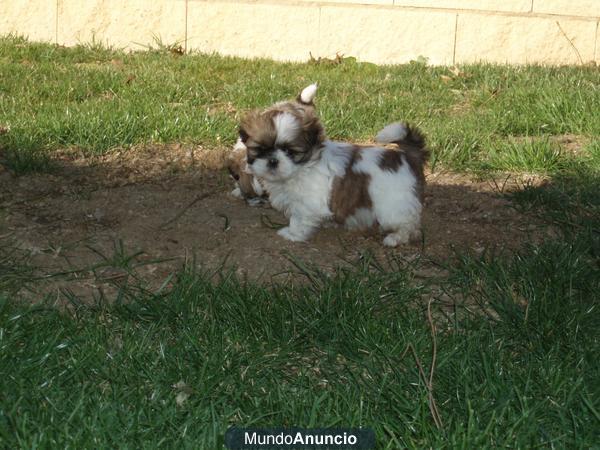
left=225, top=427, right=375, bottom=450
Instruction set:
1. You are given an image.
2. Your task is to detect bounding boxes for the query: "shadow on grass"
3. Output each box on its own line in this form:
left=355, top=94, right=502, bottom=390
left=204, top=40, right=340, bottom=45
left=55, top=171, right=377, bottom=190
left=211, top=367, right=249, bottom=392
left=445, top=163, right=599, bottom=371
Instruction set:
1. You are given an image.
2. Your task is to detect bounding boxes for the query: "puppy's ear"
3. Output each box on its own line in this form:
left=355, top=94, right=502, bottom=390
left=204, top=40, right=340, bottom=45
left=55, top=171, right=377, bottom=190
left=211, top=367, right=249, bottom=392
left=297, top=83, right=318, bottom=106
left=238, top=127, right=249, bottom=143
left=302, top=114, right=325, bottom=148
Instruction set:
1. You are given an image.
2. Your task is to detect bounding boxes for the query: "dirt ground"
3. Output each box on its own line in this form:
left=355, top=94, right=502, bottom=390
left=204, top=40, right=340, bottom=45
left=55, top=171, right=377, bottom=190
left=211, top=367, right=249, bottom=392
left=0, top=144, right=554, bottom=301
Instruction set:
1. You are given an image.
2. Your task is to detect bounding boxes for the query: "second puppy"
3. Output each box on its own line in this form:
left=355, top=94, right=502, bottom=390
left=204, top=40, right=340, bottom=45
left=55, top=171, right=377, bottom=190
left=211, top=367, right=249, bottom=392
left=226, top=137, right=268, bottom=206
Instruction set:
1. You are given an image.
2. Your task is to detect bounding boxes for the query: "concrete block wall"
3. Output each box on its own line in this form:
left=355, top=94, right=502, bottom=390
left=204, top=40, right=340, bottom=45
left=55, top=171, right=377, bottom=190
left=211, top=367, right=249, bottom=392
left=1, top=0, right=598, bottom=65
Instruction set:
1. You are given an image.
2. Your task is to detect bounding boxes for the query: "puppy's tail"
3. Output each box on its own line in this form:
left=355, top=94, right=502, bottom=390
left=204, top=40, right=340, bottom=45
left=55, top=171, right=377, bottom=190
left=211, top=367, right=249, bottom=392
left=375, top=122, right=429, bottom=162
left=297, top=83, right=318, bottom=106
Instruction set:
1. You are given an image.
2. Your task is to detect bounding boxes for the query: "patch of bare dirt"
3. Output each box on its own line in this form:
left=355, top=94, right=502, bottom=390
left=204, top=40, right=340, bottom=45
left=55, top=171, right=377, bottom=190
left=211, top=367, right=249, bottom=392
left=0, top=144, right=555, bottom=301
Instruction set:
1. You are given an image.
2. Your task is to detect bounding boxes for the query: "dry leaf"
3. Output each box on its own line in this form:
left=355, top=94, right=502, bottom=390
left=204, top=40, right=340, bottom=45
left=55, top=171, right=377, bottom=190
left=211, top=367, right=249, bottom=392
left=176, top=391, right=189, bottom=406
left=173, top=380, right=193, bottom=406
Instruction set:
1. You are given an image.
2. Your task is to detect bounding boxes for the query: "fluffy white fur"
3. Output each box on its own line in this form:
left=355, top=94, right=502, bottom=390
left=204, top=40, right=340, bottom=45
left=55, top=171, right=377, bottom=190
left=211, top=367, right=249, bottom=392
left=375, top=122, right=408, bottom=144
left=252, top=127, right=422, bottom=246
left=299, top=83, right=318, bottom=104
left=274, top=113, right=302, bottom=146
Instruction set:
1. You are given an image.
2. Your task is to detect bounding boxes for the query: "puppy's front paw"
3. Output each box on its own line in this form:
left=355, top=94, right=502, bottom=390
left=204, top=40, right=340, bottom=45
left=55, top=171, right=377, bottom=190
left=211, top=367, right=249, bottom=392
left=383, top=231, right=410, bottom=247
left=277, top=226, right=307, bottom=242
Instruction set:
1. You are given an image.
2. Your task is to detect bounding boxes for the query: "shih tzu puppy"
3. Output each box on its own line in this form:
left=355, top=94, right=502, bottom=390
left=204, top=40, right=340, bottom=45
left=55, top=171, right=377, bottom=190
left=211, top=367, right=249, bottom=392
left=226, top=84, right=318, bottom=206
left=239, top=85, right=429, bottom=247
left=226, top=137, right=268, bottom=206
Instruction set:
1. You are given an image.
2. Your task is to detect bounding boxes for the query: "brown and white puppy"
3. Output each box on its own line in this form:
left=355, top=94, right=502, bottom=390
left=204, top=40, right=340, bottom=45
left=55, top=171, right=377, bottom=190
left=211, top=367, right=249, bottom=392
left=238, top=86, right=429, bottom=246
left=226, top=137, right=268, bottom=206
left=227, top=84, right=318, bottom=206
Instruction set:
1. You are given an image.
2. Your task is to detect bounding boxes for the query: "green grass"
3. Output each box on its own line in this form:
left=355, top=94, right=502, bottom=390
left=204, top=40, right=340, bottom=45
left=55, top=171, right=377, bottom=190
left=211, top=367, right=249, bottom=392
left=1, top=34, right=600, bottom=174
left=480, top=137, right=564, bottom=173
left=1, top=246, right=598, bottom=449
left=1, top=36, right=600, bottom=448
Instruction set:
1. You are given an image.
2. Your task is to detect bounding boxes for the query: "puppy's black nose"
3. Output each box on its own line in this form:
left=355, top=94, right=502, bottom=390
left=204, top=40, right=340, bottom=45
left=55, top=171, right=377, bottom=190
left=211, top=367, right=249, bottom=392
left=246, top=155, right=255, bottom=165
left=268, top=158, right=279, bottom=169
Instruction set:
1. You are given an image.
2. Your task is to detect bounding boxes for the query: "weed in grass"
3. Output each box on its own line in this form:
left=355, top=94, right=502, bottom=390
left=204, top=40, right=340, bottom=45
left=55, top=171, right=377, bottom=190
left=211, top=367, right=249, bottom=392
left=481, top=137, right=566, bottom=173
left=1, top=145, right=54, bottom=175
left=83, top=240, right=174, bottom=291
left=135, top=34, right=185, bottom=56
left=86, top=239, right=145, bottom=272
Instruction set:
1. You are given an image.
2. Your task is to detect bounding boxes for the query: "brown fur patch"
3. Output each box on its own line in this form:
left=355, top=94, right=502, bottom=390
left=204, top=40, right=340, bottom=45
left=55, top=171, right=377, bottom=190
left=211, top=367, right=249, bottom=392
left=378, top=150, right=404, bottom=172
left=377, top=147, right=427, bottom=200
left=240, top=110, right=278, bottom=153
left=329, top=147, right=373, bottom=223
left=387, top=125, right=429, bottom=201
left=402, top=147, right=428, bottom=202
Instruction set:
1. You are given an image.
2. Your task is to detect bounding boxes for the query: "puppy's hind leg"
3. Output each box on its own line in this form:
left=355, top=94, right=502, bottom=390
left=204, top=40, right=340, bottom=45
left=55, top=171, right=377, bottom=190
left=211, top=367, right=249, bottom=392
left=383, top=228, right=411, bottom=247
left=382, top=220, right=423, bottom=247
left=375, top=191, right=422, bottom=247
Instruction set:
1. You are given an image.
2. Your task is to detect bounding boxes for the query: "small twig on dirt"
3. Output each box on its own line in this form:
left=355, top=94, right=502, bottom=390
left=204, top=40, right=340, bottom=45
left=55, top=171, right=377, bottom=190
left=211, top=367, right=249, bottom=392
left=489, top=174, right=512, bottom=194
left=158, top=191, right=216, bottom=230
left=260, top=214, right=286, bottom=230
left=184, top=247, right=190, bottom=267
left=217, top=213, right=231, bottom=232
left=556, top=21, right=584, bottom=65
